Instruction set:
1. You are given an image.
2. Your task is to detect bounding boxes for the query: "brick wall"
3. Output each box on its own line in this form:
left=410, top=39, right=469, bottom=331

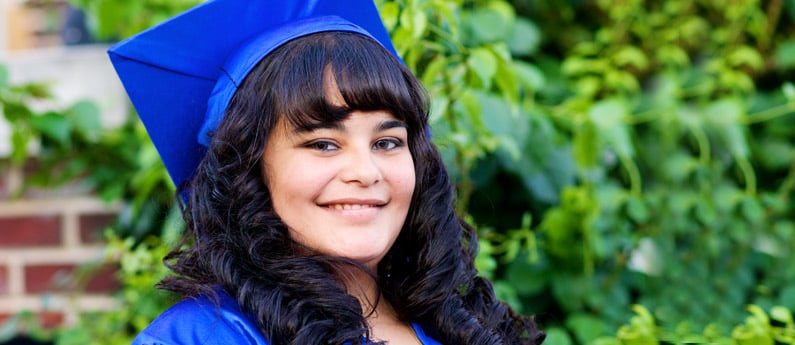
left=0, top=164, right=121, bottom=328
left=0, top=13, right=131, bottom=332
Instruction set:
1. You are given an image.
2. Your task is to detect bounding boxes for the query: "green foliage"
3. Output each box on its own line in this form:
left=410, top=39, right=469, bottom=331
left=2, top=0, right=795, bottom=344
left=593, top=304, right=795, bottom=345
left=1, top=3, right=185, bottom=340
left=377, top=0, right=560, bottom=214
left=54, top=223, right=182, bottom=345
left=69, top=0, right=202, bottom=40
left=383, top=0, right=795, bottom=343
left=0, top=63, right=181, bottom=342
left=0, top=68, right=176, bottom=239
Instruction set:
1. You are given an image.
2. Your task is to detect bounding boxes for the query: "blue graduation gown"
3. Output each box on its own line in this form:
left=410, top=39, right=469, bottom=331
left=132, top=290, right=442, bottom=344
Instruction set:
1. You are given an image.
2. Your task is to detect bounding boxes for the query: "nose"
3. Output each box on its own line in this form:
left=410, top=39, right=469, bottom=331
left=340, top=148, right=382, bottom=186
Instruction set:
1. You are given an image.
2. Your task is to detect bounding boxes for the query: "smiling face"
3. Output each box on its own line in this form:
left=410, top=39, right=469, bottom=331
left=261, top=75, right=416, bottom=269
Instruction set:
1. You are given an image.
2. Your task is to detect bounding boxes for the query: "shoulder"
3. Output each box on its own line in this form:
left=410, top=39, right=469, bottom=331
left=132, top=290, right=269, bottom=345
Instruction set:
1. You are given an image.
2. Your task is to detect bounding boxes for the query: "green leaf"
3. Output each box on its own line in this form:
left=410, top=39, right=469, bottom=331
left=475, top=89, right=515, bottom=138
left=399, top=7, right=427, bottom=40
left=769, top=306, right=793, bottom=325
left=662, top=151, right=696, bottom=183
left=625, top=196, right=649, bottom=223
left=469, top=3, right=514, bottom=43
left=704, top=98, right=748, bottom=158
left=428, top=94, right=449, bottom=125
left=589, top=99, right=634, bottom=158
left=562, top=57, right=608, bottom=76
left=783, top=82, right=795, bottom=100
left=429, top=0, right=458, bottom=38
left=467, top=47, right=498, bottom=89
left=543, top=327, right=574, bottom=345
left=613, top=46, right=649, bottom=70
left=391, top=26, right=414, bottom=58
left=0, top=64, right=8, bottom=89
left=409, top=9, right=428, bottom=39
left=574, top=76, right=603, bottom=97
left=779, top=286, right=795, bottom=312
left=459, top=89, right=484, bottom=131
left=590, top=337, right=620, bottom=345
left=30, top=112, right=72, bottom=146
left=475, top=239, right=497, bottom=279
left=21, top=82, right=52, bottom=99
left=741, top=197, right=765, bottom=224
left=656, top=45, right=690, bottom=68
left=774, top=40, right=795, bottom=70
left=728, top=46, right=764, bottom=71
left=630, top=305, right=655, bottom=326
left=508, top=16, right=541, bottom=56
left=573, top=120, right=600, bottom=168
left=566, top=313, right=608, bottom=345
left=505, top=255, right=546, bottom=295
left=493, top=281, right=522, bottom=313
left=513, top=60, right=545, bottom=91
left=68, top=100, right=102, bottom=141
left=421, top=56, right=447, bottom=89
left=378, top=2, right=400, bottom=31
left=495, top=58, right=519, bottom=103
left=11, top=130, right=31, bottom=165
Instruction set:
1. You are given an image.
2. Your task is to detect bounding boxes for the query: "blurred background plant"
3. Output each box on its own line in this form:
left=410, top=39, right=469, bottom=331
left=1, top=0, right=793, bottom=344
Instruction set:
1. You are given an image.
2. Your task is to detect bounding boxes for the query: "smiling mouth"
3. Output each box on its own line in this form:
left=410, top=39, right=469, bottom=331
left=326, top=204, right=381, bottom=210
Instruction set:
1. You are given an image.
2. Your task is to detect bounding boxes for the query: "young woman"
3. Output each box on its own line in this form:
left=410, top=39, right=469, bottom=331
left=110, top=1, right=545, bottom=344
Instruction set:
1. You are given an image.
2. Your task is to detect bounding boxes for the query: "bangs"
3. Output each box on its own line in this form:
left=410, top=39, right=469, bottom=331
left=271, top=31, right=425, bottom=130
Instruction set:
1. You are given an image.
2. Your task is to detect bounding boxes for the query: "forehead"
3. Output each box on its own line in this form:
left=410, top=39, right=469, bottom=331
left=323, top=66, right=346, bottom=108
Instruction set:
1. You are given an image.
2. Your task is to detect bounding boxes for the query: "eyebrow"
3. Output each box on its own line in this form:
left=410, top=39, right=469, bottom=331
left=378, top=120, right=408, bottom=131
left=292, top=119, right=407, bottom=134
left=292, top=121, right=342, bottom=134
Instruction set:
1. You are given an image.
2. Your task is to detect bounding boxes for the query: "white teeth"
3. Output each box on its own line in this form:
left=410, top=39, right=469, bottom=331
left=328, top=204, right=372, bottom=210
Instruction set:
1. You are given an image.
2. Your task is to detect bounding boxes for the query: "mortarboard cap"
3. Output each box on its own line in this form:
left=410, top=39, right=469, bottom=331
left=108, top=0, right=399, bottom=188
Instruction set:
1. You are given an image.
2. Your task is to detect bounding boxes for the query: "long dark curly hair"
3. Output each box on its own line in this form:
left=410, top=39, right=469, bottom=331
left=159, top=31, right=545, bottom=345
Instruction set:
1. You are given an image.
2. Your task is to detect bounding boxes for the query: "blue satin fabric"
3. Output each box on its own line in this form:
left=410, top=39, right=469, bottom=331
left=132, top=290, right=442, bottom=344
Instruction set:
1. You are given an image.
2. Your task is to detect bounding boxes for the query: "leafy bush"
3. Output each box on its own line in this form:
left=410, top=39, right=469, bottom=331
left=379, top=0, right=795, bottom=343
left=0, top=59, right=180, bottom=343
left=2, top=0, right=794, bottom=344
left=429, top=1, right=795, bottom=343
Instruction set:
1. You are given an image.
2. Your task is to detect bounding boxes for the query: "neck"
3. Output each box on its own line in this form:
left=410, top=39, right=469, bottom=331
left=337, top=266, right=417, bottom=344
left=338, top=265, right=402, bottom=322
left=339, top=265, right=381, bottom=314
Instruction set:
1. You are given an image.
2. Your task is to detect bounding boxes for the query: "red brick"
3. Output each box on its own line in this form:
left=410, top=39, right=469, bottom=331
left=24, top=264, right=75, bottom=293
left=0, top=215, right=62, bottom=247
left=0, top=311, right=64, bottom=329
left=38, top=311, right=65, bottom=328
left=24, top=263, right=120, bottom=294
left=85, top=263, right=121, bottom=293
left=79, top=213, right=117, bottom=244
left=0, top=264, right=8, bottom=295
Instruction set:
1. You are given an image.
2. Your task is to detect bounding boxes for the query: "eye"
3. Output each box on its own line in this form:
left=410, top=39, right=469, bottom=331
left=306, top=140, right=339, bottom=152
left=373, top=138, right=402, bottom=151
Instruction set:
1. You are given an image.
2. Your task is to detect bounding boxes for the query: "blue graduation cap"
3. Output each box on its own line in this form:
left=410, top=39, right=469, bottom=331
left=108, top=0, right=399, bottom=188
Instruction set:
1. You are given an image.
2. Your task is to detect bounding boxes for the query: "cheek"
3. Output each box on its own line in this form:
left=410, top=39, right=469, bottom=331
left=395, top=158, right=417, bottom=201
left=268, top=159, right=340, bottom=217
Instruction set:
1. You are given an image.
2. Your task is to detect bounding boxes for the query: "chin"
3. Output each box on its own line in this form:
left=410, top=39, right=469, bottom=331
left=335, top=247, right=388, bottom=267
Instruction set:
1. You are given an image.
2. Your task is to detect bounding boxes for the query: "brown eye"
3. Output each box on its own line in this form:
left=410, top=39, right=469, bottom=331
left=306, top=140, right=339, bottom=152
left=373, top=138, right=401, bottom=151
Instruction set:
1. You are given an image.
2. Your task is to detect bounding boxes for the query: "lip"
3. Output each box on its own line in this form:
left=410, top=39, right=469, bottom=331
left=318, top=198, right=387, bottom=208
left=318, top=199, right=387, bottom=222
